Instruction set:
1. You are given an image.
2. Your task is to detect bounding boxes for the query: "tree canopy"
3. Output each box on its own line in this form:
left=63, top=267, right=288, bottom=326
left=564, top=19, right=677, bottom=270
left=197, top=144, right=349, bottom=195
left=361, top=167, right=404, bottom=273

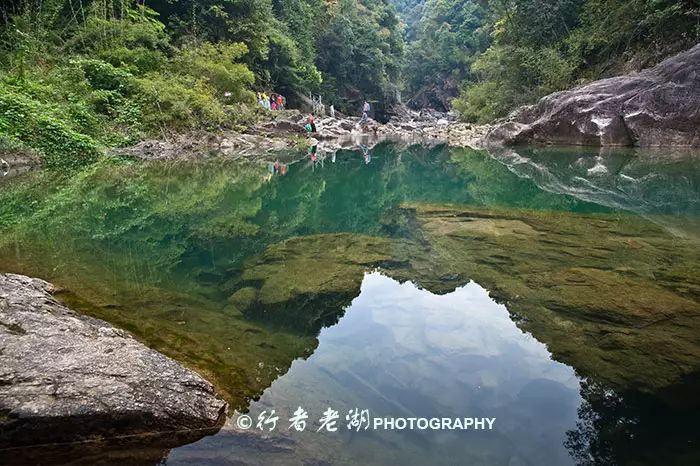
left=396, top=0, right=699, bottom=119
left=0, top=0, right=698, bottom=167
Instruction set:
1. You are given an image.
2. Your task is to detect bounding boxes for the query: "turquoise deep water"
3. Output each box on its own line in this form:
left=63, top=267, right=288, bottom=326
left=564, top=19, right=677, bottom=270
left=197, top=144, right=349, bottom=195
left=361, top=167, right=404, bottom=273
left=0, top=142, right=698, bottom=465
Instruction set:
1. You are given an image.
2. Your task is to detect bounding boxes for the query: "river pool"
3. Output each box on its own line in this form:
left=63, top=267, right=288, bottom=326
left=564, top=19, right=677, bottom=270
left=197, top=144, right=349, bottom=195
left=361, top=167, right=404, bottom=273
left=1, top=142, right=699, bottom=465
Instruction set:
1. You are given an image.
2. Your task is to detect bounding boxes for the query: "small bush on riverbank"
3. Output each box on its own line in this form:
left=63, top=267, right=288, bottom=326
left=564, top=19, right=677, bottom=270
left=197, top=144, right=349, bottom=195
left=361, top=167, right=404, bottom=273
left=0, top=86, right=100, bottom=169
left=136, top=73, right=228, bottom=133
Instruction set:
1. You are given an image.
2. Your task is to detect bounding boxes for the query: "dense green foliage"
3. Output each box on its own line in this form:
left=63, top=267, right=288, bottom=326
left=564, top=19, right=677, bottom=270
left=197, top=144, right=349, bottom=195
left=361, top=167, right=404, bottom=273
left=0, top=0, right=404, bottom=167
left=0, top=1, right=259, bottom=167
left=397, top=0, right=699, bottom=120
left=316, top=0, right=404, bottom=113
left=401, top=0, right=489, bottom=109
left=0, top=0, right=697, bottom=168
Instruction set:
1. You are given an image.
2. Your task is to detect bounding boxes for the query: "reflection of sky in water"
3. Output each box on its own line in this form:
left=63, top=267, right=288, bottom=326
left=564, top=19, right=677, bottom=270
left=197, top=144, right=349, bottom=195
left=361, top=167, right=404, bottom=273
left=169, top=273, right=582, bottom=465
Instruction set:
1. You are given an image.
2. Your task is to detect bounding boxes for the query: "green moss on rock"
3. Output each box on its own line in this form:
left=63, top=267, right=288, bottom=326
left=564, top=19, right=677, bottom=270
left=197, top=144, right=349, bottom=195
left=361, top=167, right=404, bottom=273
left=237, top=233, right=412, bottom=332
left=228, top=286, right=258, bottom=312
left=392, top=203, right=700, bottom=395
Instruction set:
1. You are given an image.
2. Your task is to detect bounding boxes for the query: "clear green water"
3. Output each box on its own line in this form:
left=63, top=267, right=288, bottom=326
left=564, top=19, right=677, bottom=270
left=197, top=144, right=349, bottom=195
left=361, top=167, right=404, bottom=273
left=169, top=274, right=582, bottom=465
left=1, top=142, right=699, bottom=465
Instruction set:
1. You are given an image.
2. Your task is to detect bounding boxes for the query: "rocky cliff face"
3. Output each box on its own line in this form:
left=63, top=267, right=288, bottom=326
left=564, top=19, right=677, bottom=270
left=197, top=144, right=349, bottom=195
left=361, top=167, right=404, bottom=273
left=486, top=43, right=700, bottom=148
left=0, top=274, right=226, bottom=451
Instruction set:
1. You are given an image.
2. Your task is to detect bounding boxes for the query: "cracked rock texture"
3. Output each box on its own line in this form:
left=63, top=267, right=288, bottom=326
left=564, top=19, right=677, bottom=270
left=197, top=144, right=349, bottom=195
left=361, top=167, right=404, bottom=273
left=0, top=273, right=227, bottom=449
left=486, top=43, right=700, bottom=147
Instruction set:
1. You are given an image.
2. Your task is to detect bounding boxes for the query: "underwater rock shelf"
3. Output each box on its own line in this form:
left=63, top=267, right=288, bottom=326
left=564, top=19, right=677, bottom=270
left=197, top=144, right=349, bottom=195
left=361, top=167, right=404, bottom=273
left=234, top=203, right=700, bottom=399
left=393, top=203, right=700, bottom=398
left=232, top=233, right=413, bottom=333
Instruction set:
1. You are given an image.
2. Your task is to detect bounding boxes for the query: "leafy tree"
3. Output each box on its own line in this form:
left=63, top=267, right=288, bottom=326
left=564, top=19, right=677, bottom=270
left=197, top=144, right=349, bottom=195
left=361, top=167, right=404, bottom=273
left=450, top=0, right=699, bottom=122
left=402, top=0, right=489, bottom=109
left=316, top=0, right=404, bottom=114
left=147, top=0, right=273, bottom=64
left=391, top=0, right=426, bottom=41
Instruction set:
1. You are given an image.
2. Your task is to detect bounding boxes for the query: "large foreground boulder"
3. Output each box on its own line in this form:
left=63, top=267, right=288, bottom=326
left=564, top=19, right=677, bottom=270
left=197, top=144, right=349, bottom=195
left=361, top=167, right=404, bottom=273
left=487, top=43, right=700, bottom=147
left=0, top=274, right=227, bottom=450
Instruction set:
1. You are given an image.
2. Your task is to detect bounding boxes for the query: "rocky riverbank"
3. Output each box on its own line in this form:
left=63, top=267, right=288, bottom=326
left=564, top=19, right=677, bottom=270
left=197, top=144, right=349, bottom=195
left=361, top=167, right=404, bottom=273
left=487, top=43, right=700, bottom=147
left=0, top=274, right=226, bottom=457
left=112, top=110, right=489, bottom=162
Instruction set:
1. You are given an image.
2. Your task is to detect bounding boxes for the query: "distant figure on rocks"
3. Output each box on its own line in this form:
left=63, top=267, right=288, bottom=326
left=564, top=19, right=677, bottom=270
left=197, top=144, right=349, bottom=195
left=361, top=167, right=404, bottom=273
left=360, top=100, right=370, bottom=125
left=308, top=114, right=317, bottom=133
left=329, top=104, right=335, bottom=118
left=277, top=94, right=284, bottom=110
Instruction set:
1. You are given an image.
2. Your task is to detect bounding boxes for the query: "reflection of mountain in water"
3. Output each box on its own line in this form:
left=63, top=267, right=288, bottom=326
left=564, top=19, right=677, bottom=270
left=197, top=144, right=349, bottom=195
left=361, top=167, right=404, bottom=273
left=487, top=147, right=700, bottom=240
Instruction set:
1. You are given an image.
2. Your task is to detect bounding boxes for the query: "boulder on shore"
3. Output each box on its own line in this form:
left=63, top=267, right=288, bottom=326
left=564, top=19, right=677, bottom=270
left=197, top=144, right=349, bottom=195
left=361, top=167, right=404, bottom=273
left=487, top=43, right=700, bottom=147
left=0, top=273, right=227, bottom=450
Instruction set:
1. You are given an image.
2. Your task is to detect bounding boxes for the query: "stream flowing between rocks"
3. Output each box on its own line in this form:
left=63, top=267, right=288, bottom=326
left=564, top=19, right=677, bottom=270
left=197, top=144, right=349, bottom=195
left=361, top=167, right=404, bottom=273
left=1, top=142, right=699, bottom=465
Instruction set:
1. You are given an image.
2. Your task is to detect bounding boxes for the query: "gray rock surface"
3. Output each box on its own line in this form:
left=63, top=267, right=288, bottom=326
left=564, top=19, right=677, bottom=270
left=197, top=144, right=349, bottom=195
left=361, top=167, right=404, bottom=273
left=0, top=149, right=40, bottom=181
left=0, top=273, right=227, bottom=449
left=487, top=43, right=700, bottom=147
left=115, top=109, right=488, bottom=162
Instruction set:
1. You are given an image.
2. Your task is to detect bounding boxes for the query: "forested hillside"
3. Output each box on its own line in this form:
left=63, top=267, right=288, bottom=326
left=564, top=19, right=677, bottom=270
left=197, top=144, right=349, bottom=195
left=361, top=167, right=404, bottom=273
left=397, top=0, right=699, bottom=121
left=0, top=0, right=402, bottom=167
left=0, top=0, right=698, bottom=168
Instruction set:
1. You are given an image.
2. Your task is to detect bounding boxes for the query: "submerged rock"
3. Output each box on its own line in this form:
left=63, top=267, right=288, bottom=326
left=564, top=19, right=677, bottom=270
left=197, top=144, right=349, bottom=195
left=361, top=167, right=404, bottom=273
left=0, top=147, right=40, bottom=180
left=230, top=205, right=700, bottom=397
left=0, top=274, right=227, bottom=449
left=391, top=203, right=700, bottom=397
left=487, top=43, right=700, bottom=147
left=235, top=233, right=411, bottom=333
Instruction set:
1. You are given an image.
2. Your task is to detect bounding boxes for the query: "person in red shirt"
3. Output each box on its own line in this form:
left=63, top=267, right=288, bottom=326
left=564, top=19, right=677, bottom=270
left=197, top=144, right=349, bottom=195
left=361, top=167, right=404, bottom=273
left=308, top=114, right=317, bottom=133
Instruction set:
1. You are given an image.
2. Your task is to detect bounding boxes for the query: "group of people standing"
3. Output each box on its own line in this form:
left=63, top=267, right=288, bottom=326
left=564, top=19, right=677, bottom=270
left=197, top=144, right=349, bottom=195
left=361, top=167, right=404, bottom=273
left=304, top=100, right=371, bottom=134
left=257, top=92, right=286, bottom=111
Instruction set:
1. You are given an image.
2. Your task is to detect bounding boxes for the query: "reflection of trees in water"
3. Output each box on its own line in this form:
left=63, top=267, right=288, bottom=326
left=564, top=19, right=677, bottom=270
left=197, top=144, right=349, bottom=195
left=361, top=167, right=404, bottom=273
left=566, top=378, right=700, bottom=465
left=565, top=379, right=631, bottom=465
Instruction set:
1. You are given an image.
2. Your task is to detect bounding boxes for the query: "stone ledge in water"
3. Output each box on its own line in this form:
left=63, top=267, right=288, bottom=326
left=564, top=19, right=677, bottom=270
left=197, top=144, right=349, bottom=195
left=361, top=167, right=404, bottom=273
left=234, top=233, right=411, bottom=333
left=0, top=273, right=227, bottom=449
left=0, top=146, right=41, bottom=180
left=391, top=203, right=700, bottom=397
